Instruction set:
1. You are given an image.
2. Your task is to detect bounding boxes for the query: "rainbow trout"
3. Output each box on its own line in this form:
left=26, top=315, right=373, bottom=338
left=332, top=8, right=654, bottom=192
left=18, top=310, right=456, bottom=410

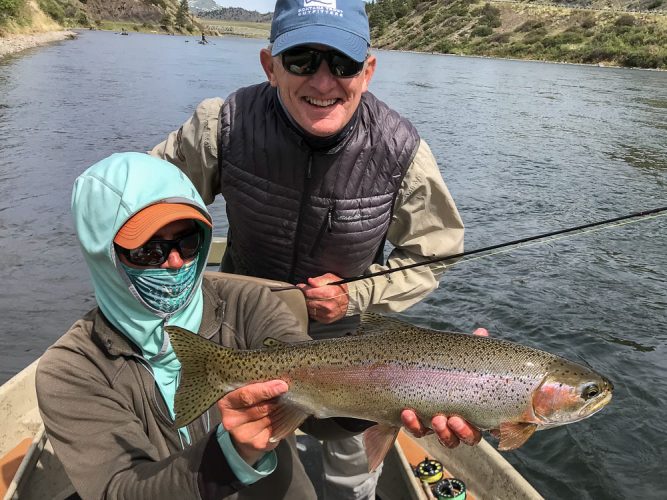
left=168, top=314, right=612, bottom=471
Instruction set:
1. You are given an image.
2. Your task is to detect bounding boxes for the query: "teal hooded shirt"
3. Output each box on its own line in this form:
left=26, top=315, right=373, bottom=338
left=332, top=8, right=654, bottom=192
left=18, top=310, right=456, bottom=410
left=71, top=152, right=213, bottom=441
left=71, top=152, right=277, bottom=482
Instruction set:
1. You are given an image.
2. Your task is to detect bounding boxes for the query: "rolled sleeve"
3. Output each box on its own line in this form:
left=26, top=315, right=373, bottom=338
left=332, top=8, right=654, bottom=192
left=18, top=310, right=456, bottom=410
left=150, top=98, right=223, bottom=205
left=216, top=424, right=277, bottom=485
left=347, top=140, right=464, bottom=315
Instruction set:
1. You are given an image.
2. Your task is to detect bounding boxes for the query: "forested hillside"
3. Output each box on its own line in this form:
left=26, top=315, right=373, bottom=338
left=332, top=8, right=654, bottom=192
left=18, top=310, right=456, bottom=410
left=366, top=0, right=667, bottom=68
left=1, top=0, right=201, bottom=34
left=197, top=7, right=273, bottom=22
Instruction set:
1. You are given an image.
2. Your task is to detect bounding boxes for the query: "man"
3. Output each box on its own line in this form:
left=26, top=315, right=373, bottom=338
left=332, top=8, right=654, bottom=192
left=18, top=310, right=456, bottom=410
left=151, top=1, right=479, bottom=498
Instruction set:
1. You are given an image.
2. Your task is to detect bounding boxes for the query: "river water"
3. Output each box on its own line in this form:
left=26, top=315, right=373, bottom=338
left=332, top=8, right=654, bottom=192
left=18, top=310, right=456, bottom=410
left=0, top=30, right=665, bottom=499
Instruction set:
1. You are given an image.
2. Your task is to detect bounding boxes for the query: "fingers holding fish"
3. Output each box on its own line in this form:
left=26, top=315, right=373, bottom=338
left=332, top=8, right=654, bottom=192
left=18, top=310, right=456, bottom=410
left=216, top=380, right=289, bottom=464
left=401, top=411, right=481, bottom=448
left=297, top=272, right=349, bottom=323
left=438, top=415, right=482, bottom=447
left=400, top=409, right=430, bottom=438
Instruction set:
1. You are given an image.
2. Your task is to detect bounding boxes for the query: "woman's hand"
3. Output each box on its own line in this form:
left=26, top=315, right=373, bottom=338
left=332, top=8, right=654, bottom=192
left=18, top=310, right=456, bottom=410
left=217, top=380, right=289, bottom=465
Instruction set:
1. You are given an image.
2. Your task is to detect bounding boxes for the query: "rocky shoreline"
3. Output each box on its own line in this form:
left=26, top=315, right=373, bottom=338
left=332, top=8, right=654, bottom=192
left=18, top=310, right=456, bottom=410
left=0, top=31, right=77, bottom=59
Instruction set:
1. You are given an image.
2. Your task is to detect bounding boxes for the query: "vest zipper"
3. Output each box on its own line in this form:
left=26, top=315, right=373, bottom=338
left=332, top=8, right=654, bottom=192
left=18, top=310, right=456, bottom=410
left=289, top=151, right=313, bottom=283
left=309, top=202, right=334, bottom=257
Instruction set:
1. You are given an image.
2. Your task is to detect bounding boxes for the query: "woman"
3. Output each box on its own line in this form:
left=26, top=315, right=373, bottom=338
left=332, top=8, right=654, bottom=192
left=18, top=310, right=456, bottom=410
left=36, top=152, right=318, bottom=499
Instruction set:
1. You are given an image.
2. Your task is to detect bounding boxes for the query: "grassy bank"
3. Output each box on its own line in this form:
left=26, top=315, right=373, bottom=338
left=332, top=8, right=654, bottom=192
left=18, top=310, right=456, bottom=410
left=369, top=0, right=667, bottom=69
left=0, top=0, right=60, bottom=35
left=196, top=19, right=269, bottom=38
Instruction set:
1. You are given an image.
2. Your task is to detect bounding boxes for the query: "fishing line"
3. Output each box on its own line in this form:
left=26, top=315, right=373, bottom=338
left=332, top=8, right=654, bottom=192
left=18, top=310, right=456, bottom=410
left=333, top=206, right=667, bottom=287
left=298, top=206, right=667, bottom=304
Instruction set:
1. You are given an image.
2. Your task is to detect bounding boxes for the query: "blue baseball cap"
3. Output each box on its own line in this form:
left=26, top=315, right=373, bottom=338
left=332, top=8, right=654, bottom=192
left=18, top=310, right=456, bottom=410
left=270, top=0, right=370, bottom=63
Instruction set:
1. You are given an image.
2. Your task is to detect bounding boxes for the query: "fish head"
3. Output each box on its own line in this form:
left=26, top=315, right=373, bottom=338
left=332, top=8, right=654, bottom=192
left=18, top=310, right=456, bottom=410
left=531, top=360, right=613, bottom=428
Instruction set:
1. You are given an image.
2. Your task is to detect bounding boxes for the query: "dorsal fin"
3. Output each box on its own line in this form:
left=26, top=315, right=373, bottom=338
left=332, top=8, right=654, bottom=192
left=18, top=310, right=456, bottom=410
left=357, top=313, right=417, bottom=334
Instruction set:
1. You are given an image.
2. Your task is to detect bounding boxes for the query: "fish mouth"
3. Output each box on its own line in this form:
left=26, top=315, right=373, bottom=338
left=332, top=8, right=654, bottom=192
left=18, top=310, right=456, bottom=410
left=577, top=390, right=613, bottom=419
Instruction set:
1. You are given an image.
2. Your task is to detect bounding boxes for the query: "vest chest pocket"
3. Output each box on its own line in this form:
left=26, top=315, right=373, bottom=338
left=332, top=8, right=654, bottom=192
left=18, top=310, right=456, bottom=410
left=308, top=202, right=388, bottom=258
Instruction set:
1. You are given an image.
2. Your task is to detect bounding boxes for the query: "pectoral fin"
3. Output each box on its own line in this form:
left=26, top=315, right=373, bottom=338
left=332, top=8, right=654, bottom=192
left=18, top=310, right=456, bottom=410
left=362, top=424, right=401, bottom=472
left=268, top=401, right=309, bottom=443
left=498, top=422, right=538, bottom=450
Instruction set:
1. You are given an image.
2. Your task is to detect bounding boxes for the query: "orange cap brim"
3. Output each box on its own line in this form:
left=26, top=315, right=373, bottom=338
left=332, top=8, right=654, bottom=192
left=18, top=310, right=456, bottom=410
left=114, top=202, right=211, bottom=249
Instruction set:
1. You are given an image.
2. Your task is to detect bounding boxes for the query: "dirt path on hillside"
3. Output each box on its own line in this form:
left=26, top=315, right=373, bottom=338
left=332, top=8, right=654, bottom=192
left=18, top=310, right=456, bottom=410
left=0, top=31, right=77, bottom=59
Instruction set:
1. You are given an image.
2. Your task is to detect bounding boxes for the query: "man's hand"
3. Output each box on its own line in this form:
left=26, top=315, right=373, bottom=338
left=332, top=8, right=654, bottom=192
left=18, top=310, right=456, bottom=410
left=401, top=412, right=482, bottom=448
left=217, top=380, right=289, bottom=465
left=401, top=327, right=489, bottom=448
left=297, top=273, right=349, bottom=324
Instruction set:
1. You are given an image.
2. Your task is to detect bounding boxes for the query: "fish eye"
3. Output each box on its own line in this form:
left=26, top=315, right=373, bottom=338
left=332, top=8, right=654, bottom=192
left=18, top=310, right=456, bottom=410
left=581, top=383, right=600, bottom=400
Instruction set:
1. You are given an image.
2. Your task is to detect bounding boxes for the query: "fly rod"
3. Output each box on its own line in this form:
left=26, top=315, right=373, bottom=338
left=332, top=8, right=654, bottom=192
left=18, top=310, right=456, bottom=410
left=331, top=206, right=667, bottom=287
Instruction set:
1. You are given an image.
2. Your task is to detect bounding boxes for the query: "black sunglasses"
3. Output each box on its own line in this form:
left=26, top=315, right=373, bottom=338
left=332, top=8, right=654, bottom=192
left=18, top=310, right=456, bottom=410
left=116, top=228, right=203, bottom=266
left=281, top=47, right=366, bottom=78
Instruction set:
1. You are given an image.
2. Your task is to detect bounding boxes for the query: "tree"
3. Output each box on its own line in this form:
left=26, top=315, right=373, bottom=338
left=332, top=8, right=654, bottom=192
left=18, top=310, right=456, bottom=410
left=175, top=0, right=188, bottom=28
left=0, top=0, right=23, bottom=21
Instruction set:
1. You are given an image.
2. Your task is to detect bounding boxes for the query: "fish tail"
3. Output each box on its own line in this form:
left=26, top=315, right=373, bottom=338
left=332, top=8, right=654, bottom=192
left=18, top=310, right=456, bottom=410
left=166, top=325, right=236, bottom=428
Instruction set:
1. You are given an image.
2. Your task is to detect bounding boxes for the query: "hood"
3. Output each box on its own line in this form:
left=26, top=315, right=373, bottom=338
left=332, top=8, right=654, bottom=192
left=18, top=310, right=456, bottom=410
left=71, top=152, right=212, bottom=358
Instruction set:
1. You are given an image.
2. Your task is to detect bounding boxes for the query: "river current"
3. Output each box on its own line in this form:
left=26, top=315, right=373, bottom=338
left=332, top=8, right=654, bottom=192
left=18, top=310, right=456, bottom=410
left=0, top=30, right=665, bottom=499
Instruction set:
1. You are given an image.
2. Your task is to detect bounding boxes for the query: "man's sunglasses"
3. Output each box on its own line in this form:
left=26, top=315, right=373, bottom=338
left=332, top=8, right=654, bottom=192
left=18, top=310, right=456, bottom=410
left=281, top=47, right=366, bottom=78
left=116, top=228, right=203, bottom=266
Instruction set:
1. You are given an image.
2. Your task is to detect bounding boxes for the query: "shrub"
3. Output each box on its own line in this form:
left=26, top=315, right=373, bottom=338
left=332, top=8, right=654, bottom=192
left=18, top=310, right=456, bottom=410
left=523, top=29, right=548, bottom=44
left=543, top=31, right=584, bottom=47
left=488, top=32, right=510, bottom=44
left=471, top=25, right=493, bottom=37
left=478, top=3, right=500, bottom=21
left=615, top=14, right=635, bottom=27
left=515, top=19, right=544, bottom=33
left=37, top=0, right=65, bottom=23
left=580, top=16, right=596, bottom=29
left=621, top=51, right=663, bottom=69
left=0, top=0, right=24, bottom=20
left=579, top=46, right=619, bottom=64
left=76, top=10, right=89, bottom=26
left=434, top=39, right=454, bottom=53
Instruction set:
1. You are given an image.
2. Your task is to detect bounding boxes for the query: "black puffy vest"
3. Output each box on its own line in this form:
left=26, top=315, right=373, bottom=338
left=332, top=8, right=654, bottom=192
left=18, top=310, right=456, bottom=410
left=218, top=83, right=419, bottom=284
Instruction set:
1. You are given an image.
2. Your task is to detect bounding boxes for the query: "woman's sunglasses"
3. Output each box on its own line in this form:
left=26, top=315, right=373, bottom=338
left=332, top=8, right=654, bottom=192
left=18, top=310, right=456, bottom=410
left=116, top=228, right=203, bottom=266
left=281, top=47, right=366, bottom=78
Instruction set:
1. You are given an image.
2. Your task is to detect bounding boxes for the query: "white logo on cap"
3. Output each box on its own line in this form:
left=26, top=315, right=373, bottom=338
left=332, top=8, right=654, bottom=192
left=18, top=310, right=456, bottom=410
left=299, top=0, right=342, bottom=17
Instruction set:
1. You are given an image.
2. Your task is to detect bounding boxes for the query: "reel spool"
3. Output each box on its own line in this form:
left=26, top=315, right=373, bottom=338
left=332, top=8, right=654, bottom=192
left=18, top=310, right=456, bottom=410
left=414, top=457, right=444, bottom=484
left=432, top=477, right=466, bottom=500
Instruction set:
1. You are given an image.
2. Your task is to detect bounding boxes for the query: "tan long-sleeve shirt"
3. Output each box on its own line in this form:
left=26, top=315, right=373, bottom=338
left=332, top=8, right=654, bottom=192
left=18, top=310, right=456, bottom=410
left=151, top=97, right=464, bottom=316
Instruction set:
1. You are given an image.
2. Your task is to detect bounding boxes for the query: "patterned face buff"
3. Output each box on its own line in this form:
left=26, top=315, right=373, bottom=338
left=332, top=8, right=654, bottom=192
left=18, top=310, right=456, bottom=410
left=122, top=256, right=199, bottom=314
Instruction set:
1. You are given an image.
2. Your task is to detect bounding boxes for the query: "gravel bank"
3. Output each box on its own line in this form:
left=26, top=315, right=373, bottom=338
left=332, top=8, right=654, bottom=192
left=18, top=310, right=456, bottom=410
left=0, top=30, right=77, bottom=58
